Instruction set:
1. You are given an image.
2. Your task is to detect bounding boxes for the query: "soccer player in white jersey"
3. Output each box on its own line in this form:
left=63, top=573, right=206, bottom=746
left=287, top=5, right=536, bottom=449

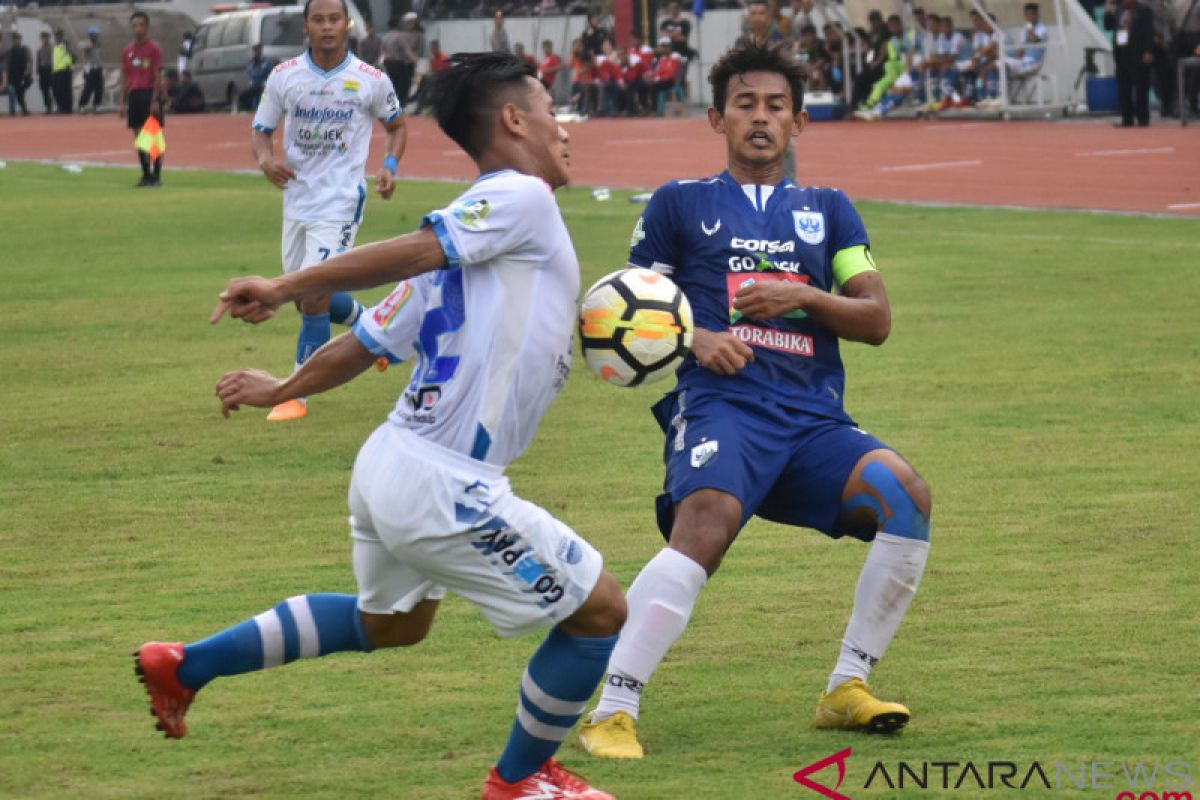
left=135, top=53, right=624, bottom=800
left=251, top=0, right=407, bottom=422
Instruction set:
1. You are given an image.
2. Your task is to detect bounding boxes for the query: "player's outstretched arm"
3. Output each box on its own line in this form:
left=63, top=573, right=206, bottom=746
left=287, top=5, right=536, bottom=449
left=216, top=331, right=377, bottom=417
left=210, top=227, right=446, bottom=324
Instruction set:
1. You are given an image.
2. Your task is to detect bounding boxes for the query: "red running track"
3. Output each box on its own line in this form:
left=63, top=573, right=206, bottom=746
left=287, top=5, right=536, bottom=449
left=2, top=113, right=1197, bottom=215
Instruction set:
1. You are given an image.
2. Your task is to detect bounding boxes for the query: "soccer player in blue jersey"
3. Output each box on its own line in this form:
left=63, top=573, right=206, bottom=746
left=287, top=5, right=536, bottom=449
left=135, top=53, right=623, bottom=800
left=579, top=40, right=932, bottom=758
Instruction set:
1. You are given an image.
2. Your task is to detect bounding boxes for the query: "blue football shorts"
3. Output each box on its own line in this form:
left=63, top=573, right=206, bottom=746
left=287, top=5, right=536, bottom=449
left=651, top=388, right=892, bottom=542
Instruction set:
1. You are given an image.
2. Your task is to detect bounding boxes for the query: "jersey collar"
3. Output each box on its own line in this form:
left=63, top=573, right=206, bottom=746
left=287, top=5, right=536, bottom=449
left=304, top=49, right=352, bottom=78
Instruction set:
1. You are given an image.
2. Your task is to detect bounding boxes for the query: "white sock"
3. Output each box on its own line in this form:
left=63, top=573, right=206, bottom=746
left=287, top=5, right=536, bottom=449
left=827, top=532, right=929, bottom=694
left=592, top=548, right=708, bottom=721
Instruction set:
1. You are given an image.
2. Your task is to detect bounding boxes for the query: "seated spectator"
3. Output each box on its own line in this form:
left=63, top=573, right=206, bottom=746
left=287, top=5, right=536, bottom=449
left=569, top=39, right=598, bottom=116
left=795, top=24, right=829, bottom=91
left=1006, top=2, right=1047, bottom=74
left=170, top=68, right=205, bottom=112
left=624, top=36, right=653, bottom=113
left=650, top=36, right=683, bottom=114
left=538, top=39, right=561, bottom=95
left=965, top=9, right=1004, bottom=103
left=853, top=13, right=906, bottom=118
left=850, top=10, right=888, bottom=109
left=822, top=23, right=846, bottom=94
left=239, top=43, right=272, bottom=111
left=929, top=14, right=971, bottom=110
left=596, top=39, right=625, bottom=116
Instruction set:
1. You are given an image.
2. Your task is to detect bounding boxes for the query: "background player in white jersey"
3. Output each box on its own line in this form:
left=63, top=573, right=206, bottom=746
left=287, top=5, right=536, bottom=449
left=578, top=41, right=931, bottom=758
left=135, top=53, right=624, bottom=800
left=251, top=0, right=407, bottom=422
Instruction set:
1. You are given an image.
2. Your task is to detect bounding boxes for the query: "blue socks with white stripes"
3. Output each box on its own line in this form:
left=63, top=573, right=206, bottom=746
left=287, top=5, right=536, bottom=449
left=494, top=627, right=618, bottom=783
left=295, top=312, right=331, bottom=370
left=328, top=292, right=364, bottom=326
left=175, top=593, right=371, bottom=692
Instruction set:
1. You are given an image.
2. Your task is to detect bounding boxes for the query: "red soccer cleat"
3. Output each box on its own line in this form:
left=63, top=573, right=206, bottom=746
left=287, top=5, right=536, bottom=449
left=482, top=758, right=617, bottom=799
left=134, top=641, right=195, bottom=739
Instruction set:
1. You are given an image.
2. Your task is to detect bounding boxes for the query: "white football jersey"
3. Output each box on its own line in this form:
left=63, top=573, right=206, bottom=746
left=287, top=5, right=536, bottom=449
left=354, top=171, right=579, bottom=468
left=253, top=50, right=401, bottom=223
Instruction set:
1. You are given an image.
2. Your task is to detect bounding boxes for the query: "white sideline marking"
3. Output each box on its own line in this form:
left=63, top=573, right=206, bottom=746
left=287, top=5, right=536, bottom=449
left=1076, top=147, right=1175, bottom=157
left=880, top=159, right=982, bottom=172
left=1165, top=202, right=1200, bottom=211
left=58, top=149, right=131, bottom=159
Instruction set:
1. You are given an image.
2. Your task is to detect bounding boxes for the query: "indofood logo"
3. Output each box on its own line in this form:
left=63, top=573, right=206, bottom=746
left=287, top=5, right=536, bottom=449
left=793, top=749, right=1194, bottom=800
left=292, top=106, right=353, bottom=122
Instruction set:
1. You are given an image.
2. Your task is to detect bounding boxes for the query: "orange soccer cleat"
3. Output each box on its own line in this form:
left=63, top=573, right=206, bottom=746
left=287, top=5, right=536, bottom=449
left=482, top=759, right=616, bottom=800
left=134, top=641, right=196, bottom=739
left=266, top=398, right=307, bottom=422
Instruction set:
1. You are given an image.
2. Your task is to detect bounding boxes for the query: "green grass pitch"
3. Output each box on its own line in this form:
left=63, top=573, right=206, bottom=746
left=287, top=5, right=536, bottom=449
left=1, top=162, right=1198, bottom=799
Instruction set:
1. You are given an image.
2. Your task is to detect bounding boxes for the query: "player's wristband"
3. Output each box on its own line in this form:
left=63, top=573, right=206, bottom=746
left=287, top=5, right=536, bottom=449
left=383, top=155, right=398, bottom=175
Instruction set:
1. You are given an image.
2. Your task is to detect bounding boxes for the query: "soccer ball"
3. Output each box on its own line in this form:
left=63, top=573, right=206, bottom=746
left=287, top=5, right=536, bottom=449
left=578, top=268, right=693, bottom=387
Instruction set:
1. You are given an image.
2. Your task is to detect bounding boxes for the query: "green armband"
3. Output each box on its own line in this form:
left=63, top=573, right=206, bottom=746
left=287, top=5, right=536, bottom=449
left=832, top=245, right=877, bottom=288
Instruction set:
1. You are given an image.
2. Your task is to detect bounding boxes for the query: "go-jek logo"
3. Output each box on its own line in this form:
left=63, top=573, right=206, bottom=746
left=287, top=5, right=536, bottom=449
left=794, top=748, right=853, bottom=800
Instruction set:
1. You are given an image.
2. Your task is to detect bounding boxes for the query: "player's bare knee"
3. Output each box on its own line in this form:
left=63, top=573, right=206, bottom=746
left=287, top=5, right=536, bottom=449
left=671, top=490, right=741, bottom=574
left=844, top=451, right=931, bottom=542
left=359, top=609, right=432, bottom=649
left=299, top=295, right=331, bottom=316
left=562, top=571, right=626, bottom=637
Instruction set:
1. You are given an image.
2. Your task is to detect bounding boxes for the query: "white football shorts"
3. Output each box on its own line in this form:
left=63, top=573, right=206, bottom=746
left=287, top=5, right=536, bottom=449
left=348, top=424, right=604, bottom=638
left=281, top=218, right=361, bottom=274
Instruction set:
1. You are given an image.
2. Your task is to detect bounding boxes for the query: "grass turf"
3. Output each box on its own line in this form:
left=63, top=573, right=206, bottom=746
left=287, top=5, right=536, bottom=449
left=1, top=162, right=1197, bottom=799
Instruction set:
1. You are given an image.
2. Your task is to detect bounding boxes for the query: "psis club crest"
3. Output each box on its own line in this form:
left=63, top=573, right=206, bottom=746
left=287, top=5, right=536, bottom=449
left=793, top=210, right=826, bottom=245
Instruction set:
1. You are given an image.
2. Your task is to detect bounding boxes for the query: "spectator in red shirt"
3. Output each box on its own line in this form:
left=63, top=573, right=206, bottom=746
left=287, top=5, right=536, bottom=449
left=513, top=42, right=538, bottom=72
left=650, top=36, right=682, bottom=114
left=569, top=39, right=598, bottom=116
left=624, top=38, right=652, bottom=114
left=596, top=39, right=626, bottom=116
left=412, top=39, right=449, bottom=114
left=119, top=11, right=165, bottom=187
left=538, top=40, right=561, bottom=96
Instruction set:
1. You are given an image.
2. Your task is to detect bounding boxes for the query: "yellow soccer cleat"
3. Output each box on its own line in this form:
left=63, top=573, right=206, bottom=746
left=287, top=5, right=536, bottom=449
left=814, top=678, right=910, bottom=733
left=266, top=398, right=308, bottom=422
left=578, top=711, right=645, bottom=759
left=373, top=357, right=390, bottom=373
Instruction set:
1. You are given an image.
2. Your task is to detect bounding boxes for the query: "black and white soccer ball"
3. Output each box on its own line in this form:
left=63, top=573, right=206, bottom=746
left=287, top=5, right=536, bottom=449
left=578, top=268, right=694, bottom=387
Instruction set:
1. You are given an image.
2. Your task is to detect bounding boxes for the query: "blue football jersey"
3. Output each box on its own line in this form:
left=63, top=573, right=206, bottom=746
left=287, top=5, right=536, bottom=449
left=628, top=171, right=872, bottom=423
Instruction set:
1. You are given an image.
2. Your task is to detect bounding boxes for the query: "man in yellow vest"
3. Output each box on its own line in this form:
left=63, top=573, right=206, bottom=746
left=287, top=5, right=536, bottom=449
left=51, top=27, right=73, bottom=114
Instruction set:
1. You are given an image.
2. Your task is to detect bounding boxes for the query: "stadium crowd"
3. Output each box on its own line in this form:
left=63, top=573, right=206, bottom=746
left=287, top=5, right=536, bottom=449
left=2, top=0, right=1198, bottom=119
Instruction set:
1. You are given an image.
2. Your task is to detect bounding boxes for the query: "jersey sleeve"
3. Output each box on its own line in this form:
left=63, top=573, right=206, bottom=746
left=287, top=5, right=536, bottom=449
left=373, top=73, right=402, bottom=122
left=351, top=274, right=430, bottom=363
left=252, top=70, right=284, bottom=133
left=627, top=183, right=682, bottom=276
left=420, top=176, right=555, bottom=269
left=827, top=190, right=875, bottom=288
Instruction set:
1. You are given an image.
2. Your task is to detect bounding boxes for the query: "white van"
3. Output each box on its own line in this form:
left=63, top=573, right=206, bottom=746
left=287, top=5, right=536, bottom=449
left=186, top=3, right=367, bottom=110
left=189, top=6, right=309, bottom=109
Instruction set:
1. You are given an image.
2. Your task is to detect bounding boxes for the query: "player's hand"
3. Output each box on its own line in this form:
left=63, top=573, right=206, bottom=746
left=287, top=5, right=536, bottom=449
left=259, top=157, right=297, bottom=190
left=210, top=276, right=285, bottom=325
left=375, top=168, right=396, bottom=200
left=215, top=368, right=282, bottom=417
left=691, top=328, right=754, bottom=376
left=732, top=279, right=809, bottom=320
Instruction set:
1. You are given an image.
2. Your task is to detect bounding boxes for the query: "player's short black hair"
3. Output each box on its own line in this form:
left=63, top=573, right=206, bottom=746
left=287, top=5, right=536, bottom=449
left=129, top=11, right=148, bottom=23
left=303, top=0, right=350, bottom=19
left=709, top=40, right=805, bottom=115
left=430, top=52, right=538, bottom=160
left=1024, top=2, right=1039, bottom=12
